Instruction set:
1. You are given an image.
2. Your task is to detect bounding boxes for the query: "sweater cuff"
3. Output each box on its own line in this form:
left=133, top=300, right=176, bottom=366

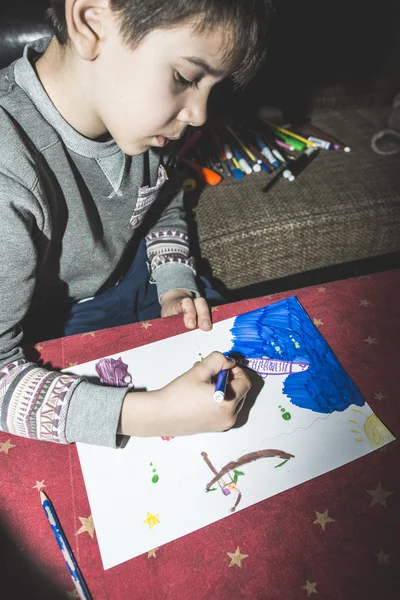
left=65, top=381, right=127, bottom=447
left=154, top=262, right=200, bottom=301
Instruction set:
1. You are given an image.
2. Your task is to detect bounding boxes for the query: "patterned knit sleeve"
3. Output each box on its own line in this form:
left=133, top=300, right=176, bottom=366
left=0, top=359, right=83, bottom=443
left=143, top=160, right=200, bottom=300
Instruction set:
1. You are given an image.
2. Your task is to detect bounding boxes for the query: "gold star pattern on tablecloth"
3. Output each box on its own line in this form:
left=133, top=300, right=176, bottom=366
left=227, top=546, right=249, bottom=568
left=374, top=392, right=385, bottom=401
left=147, top=547, right=159, bottom=558
left=0, top=439, right=16, bottom=455
left=76, top=515, right=95, bottom=538
left=313, top=510, right=335, bottom=531
left=313, top=318, right=324, bottom=328
left=375, top=550, right=390, bottom=564
left=34, top=344, right=44, bottom=352
left=66, top=361, right=78, bottom=368
left=81, top=331, right=96, bottom=337
left=302, top=580, right=318, bottom=597
left=366, top=483, right=393, bottom=508
left=32, top=480, right=46, bottom=492
left=318, top=287, right=326, bottom=293
left=141, top=321, right=152, bottom=330
left=359, top=299, right=372, bottom=307
left=143, top=512, right=160, bottom=529
left=211, top=306, right=219, bottom=312
left=365, top=336, right=377, bottom=345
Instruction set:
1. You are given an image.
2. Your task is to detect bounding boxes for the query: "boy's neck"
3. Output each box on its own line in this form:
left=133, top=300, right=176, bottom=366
left=35, top=37, right=110, bottom=141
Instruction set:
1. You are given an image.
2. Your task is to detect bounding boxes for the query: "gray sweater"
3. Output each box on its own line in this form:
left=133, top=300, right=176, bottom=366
left=0, top=39, right=198, bottom=447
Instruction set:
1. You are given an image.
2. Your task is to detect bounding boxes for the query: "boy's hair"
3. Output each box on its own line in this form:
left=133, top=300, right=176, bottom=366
left=46, top=0, right=271, bottom=87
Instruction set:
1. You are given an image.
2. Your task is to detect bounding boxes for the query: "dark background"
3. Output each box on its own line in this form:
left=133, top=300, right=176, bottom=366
left=1, top=0, right=400, bottom=121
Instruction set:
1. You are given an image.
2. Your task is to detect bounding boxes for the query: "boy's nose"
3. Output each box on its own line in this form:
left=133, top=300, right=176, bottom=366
left=178, top=99, right=208, bottom=128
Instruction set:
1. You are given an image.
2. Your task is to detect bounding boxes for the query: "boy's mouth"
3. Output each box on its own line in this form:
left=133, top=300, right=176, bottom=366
left=156, top=136, right=170, bottom=147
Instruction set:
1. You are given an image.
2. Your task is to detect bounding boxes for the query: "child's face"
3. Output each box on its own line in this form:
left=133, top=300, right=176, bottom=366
left=91, top=19, right=230, bottom=155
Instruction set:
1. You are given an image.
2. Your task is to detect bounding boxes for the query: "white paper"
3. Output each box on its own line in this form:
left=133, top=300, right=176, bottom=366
left=66, top=298, right=395, bottom=569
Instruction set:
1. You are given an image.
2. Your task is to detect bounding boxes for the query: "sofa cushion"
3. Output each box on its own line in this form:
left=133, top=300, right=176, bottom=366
left=194, top=108, right=400, bottom=289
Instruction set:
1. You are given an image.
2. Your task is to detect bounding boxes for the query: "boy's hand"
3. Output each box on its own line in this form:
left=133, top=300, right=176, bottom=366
left=160, top=290, right=212, bottom=331
left=119, top=352, right=251, bottom=437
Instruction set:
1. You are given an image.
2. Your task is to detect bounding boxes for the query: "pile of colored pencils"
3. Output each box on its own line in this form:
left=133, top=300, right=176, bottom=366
left=173, top=118, right=350, bottom=191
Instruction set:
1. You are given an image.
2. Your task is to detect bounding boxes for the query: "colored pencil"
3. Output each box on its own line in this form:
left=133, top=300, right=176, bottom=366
left=261, top=119, right=316, bottom=148
left=40, top=491, right=92, bottom=600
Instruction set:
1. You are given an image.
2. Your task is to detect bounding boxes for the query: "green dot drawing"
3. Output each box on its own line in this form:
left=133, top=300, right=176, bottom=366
left=199, top=353, right=204, bottom=361
left=280, top=407, right=292, bottom=420
left=150, top=462, right=159, bottom=484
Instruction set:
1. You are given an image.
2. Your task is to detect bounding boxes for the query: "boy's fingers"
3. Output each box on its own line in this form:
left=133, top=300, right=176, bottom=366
left=179, top=297, right=197, bottom=328
left=195, top=351, right=235, bottom=379
left=228, top=368, right=252, bottom=406
left=193, top=297, right=212, bottom=330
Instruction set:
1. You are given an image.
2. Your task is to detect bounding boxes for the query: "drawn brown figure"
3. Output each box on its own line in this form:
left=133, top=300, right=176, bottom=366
left=201, top=449, right=295, bottom=512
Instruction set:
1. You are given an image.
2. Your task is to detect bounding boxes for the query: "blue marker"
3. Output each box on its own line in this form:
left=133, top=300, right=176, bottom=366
left=40, top=491, right=92, bottom=600
left=255, top=137, right=279, bottom=168
left=214, top=369, right=229, bottom=403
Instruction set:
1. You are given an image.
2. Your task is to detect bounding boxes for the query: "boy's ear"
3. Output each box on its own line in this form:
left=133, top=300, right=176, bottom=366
left=66, top=0, right=110, bottom=60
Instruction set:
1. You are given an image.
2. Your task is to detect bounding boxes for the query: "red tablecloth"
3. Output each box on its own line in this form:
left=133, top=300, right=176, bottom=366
left=1, top=271, right=399, bottom=599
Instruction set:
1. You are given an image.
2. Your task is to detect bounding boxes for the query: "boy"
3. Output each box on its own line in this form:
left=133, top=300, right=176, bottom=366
left=0, top=0, right=269, bottom=447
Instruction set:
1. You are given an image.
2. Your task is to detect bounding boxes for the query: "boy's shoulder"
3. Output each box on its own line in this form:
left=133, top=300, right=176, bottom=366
left=0, top=59, right=58, bottom=189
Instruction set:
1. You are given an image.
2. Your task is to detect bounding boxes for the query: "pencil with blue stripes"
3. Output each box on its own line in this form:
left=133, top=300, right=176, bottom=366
left=40, top=491, right=92, bottom=600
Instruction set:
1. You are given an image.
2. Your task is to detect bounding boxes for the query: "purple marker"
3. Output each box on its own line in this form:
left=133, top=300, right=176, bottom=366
left=214, top=369, right=229, bottom=403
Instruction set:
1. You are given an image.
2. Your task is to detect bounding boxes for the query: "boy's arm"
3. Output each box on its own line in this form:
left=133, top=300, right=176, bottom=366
left=0, top=175, right=126, bottom=447
left=145, top=163, right=200, bottom=301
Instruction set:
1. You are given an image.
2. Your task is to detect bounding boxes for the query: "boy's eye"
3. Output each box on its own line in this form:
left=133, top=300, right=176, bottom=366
left=174, top=71, right=197, bottom=89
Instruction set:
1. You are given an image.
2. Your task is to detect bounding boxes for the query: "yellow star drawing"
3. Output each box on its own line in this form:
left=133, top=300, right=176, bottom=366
left=81, top=331, right=96, bottom=338
left=76, top=515, right=95, bottom=538
left=365, top=336, right=377, bottom=345
left=143, top=512, right=160, bottom=529
left=66, top=361, right=78, bottom=368
left=317, top=287, right=326, bottom=293
left=147, top=547, right=159, bottom=558
left=374, top=392, right=385, bottom=401
left=141, top=321, right=152, bottom=330
left=301, top=580, right=317, bottom=597
left=0, top=439, right=16, bottom=455
left=34, top=344, right=44, bottom=352
left=375, top=550, right=390, bottom=564
left=32, top=480, right=46, bottom=492
left=313, top=318, right=324, bottom=328
left=211, top=306, right=219, bottom=312
left=263, top=295, right=273, bottom=299
left=227, top=546, right=249, bottom=568
left=366, top=483, right=393, bottom=508
left=359, top=299, right=372, bottom=308
left=313, top=510, right=335, bottom=531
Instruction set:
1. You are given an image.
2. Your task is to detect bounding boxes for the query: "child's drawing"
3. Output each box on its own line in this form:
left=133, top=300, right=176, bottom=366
left=68, top=296, right=394, bottom=570
left=228, top=299, right=365, bottom=414
left=202, top=449, right=295, bottom=513
left=95, top=356, right=132, bottom=387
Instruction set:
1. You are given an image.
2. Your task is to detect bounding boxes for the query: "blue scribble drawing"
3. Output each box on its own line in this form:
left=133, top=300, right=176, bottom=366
left=228, top=297, right=365, bottom=414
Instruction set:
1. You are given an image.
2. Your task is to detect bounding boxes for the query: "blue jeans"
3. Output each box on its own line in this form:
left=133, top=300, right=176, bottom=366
left=63, top=240, right=225, bottom=336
